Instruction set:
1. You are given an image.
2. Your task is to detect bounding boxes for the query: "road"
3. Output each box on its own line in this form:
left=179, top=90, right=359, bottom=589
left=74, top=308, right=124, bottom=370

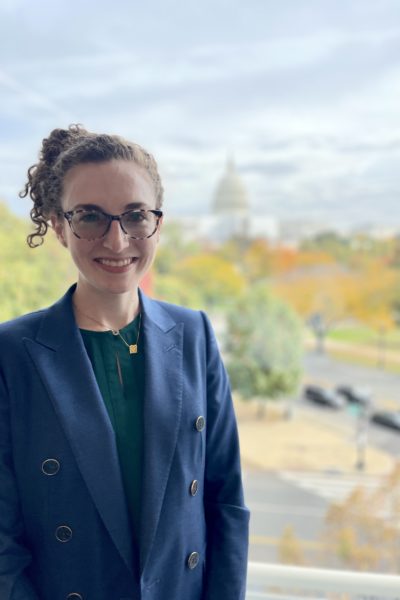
left=302, top=350, right=400, bottom=455
left=245, top=470, right=327, bottom=564
left=244, top=468, right=383, bottom=565
left=304, top=349, right=400, bottom=407
left=245, top=349, right=400, bottom=565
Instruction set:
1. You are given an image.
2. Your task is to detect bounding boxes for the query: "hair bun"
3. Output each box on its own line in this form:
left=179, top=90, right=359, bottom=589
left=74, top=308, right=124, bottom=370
left=41, top=125, right=86, bottom=167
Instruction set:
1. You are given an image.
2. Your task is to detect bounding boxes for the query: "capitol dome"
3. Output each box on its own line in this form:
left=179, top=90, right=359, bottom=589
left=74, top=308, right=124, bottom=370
left=212, top=158, right=249, bottom=214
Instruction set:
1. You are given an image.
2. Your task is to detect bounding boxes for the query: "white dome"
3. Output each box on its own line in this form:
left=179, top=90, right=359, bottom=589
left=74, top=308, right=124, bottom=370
left=213, top=158, right=249, bottom=214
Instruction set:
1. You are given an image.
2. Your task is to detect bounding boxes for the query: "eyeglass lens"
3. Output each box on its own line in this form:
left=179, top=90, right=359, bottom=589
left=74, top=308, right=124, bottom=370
left=70, top=210, right=159, bottom=239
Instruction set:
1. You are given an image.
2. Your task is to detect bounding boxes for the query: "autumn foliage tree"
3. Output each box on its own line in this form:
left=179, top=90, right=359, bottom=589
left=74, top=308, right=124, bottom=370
left=278, top=525, right=306, bottom=566
left=321, top=463, right=400, bottom=573
left=178, top=254, right=245, bottom=307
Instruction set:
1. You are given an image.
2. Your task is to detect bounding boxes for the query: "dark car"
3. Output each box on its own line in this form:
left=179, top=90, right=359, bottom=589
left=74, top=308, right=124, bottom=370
left=304, top=385, right=345, bottom=409
left=371, top=410, right=400, bottom=432
left=336, top=385, right=371, bottom=407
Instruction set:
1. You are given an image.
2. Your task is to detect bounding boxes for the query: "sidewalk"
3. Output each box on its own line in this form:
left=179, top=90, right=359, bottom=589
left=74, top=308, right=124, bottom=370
left=235, top=399, right=396, bottom=476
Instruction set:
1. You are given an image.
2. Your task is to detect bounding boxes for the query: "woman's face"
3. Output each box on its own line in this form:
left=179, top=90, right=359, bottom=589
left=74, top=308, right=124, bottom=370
left=53, top=159, right=162, bottom=299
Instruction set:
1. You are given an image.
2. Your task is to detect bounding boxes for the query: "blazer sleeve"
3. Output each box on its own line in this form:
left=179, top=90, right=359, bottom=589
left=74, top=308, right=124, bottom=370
left=0, top=371, right=40, bottom=600
left=200, top=312, right=250, bottom=600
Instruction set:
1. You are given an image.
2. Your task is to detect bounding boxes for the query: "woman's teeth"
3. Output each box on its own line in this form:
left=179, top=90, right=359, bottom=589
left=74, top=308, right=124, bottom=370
left=97, top=258, right=134, bottom=266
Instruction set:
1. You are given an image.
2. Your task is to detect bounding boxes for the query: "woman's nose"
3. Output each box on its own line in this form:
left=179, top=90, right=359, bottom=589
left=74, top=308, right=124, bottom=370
left=102, top=219, right=130, bottom=252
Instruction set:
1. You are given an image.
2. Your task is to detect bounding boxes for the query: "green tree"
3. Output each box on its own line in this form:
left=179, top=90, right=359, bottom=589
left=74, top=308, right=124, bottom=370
left=225, top=284, right=303, bottom=415
left=0, top=202, right=75, bottom=320
left=153, top=274, right=204, bottom=309
left=154, top=221, right=201, bottom=275
left=172, top=253, right=246, bottom=310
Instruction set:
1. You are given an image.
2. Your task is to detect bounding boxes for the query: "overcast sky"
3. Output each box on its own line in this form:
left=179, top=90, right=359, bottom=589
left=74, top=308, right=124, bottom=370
left=1, top=0, right=400, bottom=229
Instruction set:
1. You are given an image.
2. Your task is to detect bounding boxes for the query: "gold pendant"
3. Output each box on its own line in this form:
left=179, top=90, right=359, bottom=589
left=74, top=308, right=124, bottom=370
left=129, top=344, right=138, bottom=354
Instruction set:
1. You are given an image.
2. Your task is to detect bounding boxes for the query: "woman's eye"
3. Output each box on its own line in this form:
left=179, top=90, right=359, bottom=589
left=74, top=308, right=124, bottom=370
left=79, top=212, right=102, bottom=223
left=126, top=211, right=146, bottom=223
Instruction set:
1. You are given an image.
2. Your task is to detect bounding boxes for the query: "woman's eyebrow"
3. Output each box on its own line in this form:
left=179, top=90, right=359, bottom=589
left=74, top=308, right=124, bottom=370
left=124, top=202, right=148, bottom=210
left=70, top=202, right=147, bottom=211
left=70, top=203, right=102, bottom=211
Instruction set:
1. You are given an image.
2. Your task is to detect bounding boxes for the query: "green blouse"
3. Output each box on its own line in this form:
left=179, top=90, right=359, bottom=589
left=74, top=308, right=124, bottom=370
left=80, top=315, right=144, bottom=545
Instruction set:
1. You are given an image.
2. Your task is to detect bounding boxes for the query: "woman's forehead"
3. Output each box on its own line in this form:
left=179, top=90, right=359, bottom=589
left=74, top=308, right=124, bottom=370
left=62, top=160, right=157, bottom=211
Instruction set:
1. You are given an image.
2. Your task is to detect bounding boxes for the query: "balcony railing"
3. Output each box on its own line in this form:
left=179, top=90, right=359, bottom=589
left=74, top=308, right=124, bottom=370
left=247, top=562, right=400, bottom=599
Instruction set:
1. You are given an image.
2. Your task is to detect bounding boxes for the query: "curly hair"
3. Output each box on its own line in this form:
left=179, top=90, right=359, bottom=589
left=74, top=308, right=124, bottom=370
left=20, top=124, right=164, bottom=247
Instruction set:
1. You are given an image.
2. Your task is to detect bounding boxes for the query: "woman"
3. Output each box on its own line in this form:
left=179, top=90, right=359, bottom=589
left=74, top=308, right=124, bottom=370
left=0, top=125, right=249, bottom=600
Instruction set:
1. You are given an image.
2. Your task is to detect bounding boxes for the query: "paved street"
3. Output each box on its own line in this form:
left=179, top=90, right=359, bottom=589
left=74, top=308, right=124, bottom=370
left=244, top=469, right=385, bottom=565
left=302, top=350, right=400, bottom=455
left=243, top=349, right=400, bottom=566
left=245, top=470, right=326, bottom=563
left=304, top=350, right=400, bottom=408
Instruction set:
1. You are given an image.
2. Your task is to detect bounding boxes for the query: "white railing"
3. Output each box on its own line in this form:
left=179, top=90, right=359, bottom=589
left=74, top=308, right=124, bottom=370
left=247, top=562, right=400, bottom=599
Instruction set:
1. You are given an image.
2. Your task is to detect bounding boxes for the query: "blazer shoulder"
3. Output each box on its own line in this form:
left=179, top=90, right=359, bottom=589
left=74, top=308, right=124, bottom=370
left=142, top=296, right=220, bottom=353
left=0, top=286, right=75, bottom=344
left=0, top=308, right=47, bottom=340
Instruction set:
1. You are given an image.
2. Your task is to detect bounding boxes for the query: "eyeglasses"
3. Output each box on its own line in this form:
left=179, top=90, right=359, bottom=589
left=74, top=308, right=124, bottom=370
left=63, top=208, right=163, bottom=241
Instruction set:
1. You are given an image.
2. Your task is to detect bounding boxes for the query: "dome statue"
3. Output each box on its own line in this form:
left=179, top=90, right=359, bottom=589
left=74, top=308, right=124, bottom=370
left=212, top=158, right=249, bottom=214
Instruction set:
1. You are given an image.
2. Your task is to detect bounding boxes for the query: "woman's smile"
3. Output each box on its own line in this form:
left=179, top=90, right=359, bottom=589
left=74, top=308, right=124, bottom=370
left=57, top=160, right=161, bottom=299
left=94, top=256, right=139, bottom=273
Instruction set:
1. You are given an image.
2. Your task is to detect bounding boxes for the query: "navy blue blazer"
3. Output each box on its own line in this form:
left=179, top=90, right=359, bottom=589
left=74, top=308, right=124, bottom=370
left=0, top=286, right=249, bottom=600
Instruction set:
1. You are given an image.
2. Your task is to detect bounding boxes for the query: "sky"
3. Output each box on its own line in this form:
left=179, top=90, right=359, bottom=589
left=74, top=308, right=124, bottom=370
left=1, top=0, right=400, bottom=230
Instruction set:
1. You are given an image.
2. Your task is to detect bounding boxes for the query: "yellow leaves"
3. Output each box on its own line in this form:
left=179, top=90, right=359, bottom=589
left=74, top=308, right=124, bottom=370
left=241, top=239, right=273, bottom=280
left=321, top=463, right=400, bottom=573
left=278, top=525, right=306, bottom=566
left=272, top=254, right=398, bottom=331
left=159, top=252, right=246, bottom=308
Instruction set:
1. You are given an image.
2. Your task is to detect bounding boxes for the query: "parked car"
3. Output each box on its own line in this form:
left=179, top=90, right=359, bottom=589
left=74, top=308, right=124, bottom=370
left=304, top=385, right=345, bottom=409
left=371, top=410, right=400, bottom=432
left=336, top=385, right=372, bottom=407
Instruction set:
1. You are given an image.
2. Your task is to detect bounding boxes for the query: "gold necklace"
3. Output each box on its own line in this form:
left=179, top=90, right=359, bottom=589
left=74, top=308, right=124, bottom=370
left=74, top=303, right=141, bottom=354
left=111, top=314, right=141, bottom=354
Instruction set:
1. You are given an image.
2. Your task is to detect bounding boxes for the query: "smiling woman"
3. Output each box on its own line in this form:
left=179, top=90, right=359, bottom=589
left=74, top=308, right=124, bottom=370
left=51, top=159, right=163, bottom=305
left=0, top=125, right=249, bottom=600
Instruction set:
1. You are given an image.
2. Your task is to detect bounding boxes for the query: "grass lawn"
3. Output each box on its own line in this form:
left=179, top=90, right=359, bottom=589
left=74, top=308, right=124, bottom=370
left=328, top=326, right=400, bottom=350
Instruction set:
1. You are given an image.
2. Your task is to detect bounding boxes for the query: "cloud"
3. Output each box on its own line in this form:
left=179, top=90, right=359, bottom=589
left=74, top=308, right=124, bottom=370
left=1, top=0, right=400, bottom=228
left=240, top=160, right=299, bottom=177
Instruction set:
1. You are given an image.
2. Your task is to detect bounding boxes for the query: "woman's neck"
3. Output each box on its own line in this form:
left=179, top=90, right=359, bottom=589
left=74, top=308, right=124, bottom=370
left=72, top=284, right=140, bottom=331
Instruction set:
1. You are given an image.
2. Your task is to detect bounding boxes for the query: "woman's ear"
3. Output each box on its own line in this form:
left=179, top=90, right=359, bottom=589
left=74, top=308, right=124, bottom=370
left=50, top=214, right=68, bottom=248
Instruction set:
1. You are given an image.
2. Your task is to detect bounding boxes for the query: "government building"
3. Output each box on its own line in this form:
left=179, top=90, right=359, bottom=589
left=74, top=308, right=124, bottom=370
left=173, top=158, right=279, bottom=244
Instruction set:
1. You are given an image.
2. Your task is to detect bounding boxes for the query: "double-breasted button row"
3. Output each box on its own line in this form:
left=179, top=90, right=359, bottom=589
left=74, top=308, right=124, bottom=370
left=194, top=416, right=205, bottom=432
left=55, top=525, right=73, bottom=543
left=67, top=594, right=83, bottom=600
left=187, top=551, right=200, bottom=570
left=41, top=458, right=60, bottom=476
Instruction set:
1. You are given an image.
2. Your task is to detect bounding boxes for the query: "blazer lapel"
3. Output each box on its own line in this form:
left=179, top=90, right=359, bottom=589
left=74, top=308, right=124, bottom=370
left=139, top=292, right=184, bottom=573
left=24, top=287, right=136, bottom=576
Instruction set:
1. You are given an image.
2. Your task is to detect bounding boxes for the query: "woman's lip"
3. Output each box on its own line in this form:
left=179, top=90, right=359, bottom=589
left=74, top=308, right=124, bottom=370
left=95, top=257, right=137, bottom=265
left=94, top=257, right=138, bottom=273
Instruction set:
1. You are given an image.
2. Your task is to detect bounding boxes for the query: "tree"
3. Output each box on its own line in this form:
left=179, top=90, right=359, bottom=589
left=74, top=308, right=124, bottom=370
left=0, top=202, right=75, bottom=321
left=320, top=463, right=400, bottom=573
left=278, top=525, right=306, bottom=565
left=153, top=273, right=204, bottom=309
left=241, top=239, right=273, bottom=282
left=225, top=284, right=303, bottom=415
left=172, top=253, right=246, bottom=310
left=154, top=221, right=201, bottom=275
